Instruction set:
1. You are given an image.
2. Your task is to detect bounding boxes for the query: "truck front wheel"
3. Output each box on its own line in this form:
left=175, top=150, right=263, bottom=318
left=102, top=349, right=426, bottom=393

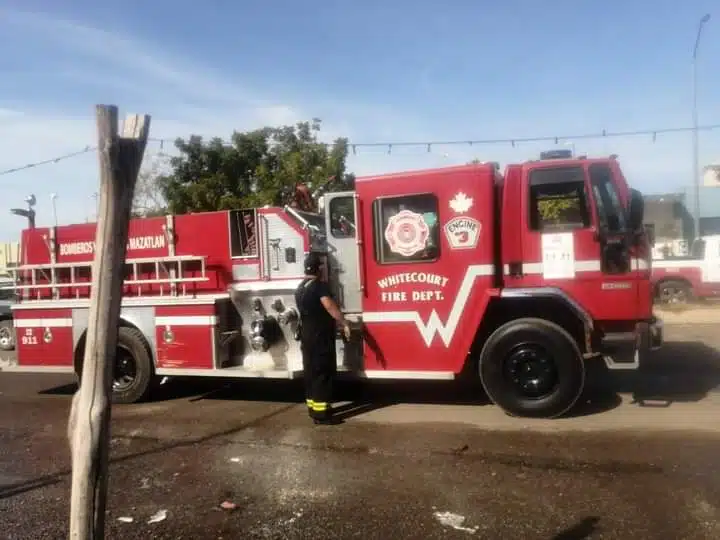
left=479, top=318, right=585, bottom=419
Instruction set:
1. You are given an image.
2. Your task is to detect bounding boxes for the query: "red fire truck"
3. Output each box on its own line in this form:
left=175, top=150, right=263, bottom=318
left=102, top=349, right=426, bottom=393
left=0, top=152, right=662, bottom=418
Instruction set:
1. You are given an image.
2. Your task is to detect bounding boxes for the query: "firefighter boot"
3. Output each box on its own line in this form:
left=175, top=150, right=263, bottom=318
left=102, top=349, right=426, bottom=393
left=312, top=403, right=343, bottom=425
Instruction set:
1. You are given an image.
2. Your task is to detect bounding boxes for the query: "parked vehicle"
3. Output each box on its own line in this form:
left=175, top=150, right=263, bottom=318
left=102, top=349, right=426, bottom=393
left=0, top=279, right=16, bottom=351
left=652, top=235, right=720, bottom=304
left=0, top=152, right=662, bottom=418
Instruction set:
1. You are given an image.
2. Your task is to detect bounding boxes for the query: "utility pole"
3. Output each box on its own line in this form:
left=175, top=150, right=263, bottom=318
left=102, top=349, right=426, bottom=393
left=50, top=193, right=58, bottom=228
left=68, top=105, right=150, bottom=539
left=692, top=13, right=711, bottom=241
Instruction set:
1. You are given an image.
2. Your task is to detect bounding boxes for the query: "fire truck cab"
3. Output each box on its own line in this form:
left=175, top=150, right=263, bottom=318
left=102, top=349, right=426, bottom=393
left=0, top=151, right=662, bottom=419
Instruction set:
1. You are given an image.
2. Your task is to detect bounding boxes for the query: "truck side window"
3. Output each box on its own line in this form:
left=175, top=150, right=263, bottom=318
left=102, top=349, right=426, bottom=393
left=528, top=167, right=591, bottom=231
left=329, top=196, right=356, bottom=239
left=373, top=193, right=440, bottom=264
left=589, top=164, right=626, bottom=233
left=229, top=209, right=258, bottom=258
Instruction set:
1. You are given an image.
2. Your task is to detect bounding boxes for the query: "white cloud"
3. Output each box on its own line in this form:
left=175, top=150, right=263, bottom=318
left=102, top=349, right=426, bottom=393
left=0, top=8, right=407, bottom=239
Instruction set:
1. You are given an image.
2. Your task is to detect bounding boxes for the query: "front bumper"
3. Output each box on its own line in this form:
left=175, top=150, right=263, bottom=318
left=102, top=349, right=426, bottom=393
left=600, top=316, right=663, bottom=371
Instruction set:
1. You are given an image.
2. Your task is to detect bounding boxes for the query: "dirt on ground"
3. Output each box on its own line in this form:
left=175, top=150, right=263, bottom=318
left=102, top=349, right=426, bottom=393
left=1, top=319, right=719, bottom=538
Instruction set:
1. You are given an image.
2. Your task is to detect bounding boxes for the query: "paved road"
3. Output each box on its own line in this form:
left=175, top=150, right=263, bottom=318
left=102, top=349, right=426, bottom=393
left=1, top=323, right=720, bottom=538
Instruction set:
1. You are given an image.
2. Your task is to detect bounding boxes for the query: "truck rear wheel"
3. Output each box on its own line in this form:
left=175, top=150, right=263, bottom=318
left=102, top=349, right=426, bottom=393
left=0, top=319, right=15, bottom=351
left=479, top=318, right=585, bottom=419
left=75, top=326, right=154, bottom=404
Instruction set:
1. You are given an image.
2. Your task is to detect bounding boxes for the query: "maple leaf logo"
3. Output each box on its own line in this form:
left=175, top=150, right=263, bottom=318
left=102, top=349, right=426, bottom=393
left=449, top=192, right=473, bottom=214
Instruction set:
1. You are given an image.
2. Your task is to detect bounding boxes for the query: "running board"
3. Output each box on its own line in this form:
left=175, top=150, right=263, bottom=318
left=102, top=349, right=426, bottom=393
left=0, top=364, right=75, bottom=374
left=154, top=366, right=457, bottom=380
left=155, top=367, right=300, bottom=379
left=599, top=331, right=642, bottom=371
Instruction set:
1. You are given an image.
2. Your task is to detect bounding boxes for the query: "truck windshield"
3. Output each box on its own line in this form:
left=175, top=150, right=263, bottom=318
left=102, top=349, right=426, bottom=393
left=528, top=166, right=591, bottom=231
left=588, top=163, right=626, bottom=234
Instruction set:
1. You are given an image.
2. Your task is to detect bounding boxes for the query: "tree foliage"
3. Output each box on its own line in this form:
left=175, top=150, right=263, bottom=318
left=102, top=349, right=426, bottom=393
left=158, top=119, right=355, bottom=214
left=537, top=197, right=580, bottom=223
left=132, top=157, right=169, bottom=218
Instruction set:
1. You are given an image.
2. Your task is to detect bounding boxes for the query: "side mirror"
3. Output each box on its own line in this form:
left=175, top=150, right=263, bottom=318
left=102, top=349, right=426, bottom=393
left=628, top=189, right=644, bottom=231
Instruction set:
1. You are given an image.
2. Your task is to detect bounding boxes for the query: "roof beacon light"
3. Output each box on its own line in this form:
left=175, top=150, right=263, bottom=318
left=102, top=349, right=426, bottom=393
left=540, top=149, right=573, bottom=160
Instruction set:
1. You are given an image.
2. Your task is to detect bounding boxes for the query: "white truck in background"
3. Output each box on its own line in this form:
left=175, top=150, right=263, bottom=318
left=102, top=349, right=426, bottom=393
left=652, top=235, right=720, bottom=304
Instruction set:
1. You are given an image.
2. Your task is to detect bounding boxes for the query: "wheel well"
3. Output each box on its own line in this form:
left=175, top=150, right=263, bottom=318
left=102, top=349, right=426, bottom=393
left=465, top=295, right=588, bottom=375
left=73, top=318, right=148, bottom=374
left=654, top=277, right=692, bottom=296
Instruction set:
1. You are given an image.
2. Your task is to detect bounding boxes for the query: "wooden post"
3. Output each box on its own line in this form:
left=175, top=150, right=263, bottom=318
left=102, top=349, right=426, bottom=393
left=68, top=105, right=151, bottom=539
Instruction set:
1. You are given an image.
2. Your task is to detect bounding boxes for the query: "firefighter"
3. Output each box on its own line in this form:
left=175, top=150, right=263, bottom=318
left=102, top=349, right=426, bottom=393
left=295, top=252, right=351, bottom=425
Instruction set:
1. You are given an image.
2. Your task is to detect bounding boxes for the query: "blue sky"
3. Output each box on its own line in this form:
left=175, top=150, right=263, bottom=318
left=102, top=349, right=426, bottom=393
left=0, top=0, right=719, bottom=240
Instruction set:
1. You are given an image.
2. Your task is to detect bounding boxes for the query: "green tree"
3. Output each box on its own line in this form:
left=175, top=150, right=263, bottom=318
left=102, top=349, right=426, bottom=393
left=537, top=197, right=580, bottom=224
left=159, top=119, right=354, bottom=214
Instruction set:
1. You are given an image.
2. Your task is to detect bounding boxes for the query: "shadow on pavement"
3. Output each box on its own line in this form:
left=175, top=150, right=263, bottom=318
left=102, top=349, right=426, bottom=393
left=6, top=341, right=719, bottom=504
left=551, top=516, right=600, bottom=539
left=38, top=383, right=76, bottom=396
left=38, top=378, right=224, bottom=402
left=139, top=376, right=625, bottom=419
left=0, top=402, right=298, bottom=501
left=32, top=339, right=720, bottom=418
left=587, top=340, right=720, bottom=408
left=0, top=474, right=66, bottom=500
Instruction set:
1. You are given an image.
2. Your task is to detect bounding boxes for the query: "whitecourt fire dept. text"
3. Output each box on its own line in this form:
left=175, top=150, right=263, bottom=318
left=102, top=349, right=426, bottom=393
left=377, top=272, right=449, bottom=303
left=377, top=272, right=449, bottom=289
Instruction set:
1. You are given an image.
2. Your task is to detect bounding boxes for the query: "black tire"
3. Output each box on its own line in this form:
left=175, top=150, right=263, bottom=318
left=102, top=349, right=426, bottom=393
left=0, top=319, right=15, bottom=351
left=656, top=279, right=691, bottom=305
left=75, top=327, right=154, bottom=404
left=479, top=318, right=585, bottom=419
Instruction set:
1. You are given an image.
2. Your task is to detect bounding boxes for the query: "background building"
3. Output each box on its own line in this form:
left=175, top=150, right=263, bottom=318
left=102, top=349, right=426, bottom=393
left=642, top=165, right=720, bottom=257
left=0, top=242, right=19, bottom=278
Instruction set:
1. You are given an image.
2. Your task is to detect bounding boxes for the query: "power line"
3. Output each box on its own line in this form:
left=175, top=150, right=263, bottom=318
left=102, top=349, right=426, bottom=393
left=2, top=122, right=720, bottom=178
left=0, top=146, right=96, bottom=176
left=148, top=122, right=720, bottom=153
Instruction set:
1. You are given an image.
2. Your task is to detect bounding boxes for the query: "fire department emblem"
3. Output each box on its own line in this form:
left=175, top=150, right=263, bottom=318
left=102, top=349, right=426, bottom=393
left=444, top=217, right=481, bottom=250
left=384, top=210, right=430, bottom=257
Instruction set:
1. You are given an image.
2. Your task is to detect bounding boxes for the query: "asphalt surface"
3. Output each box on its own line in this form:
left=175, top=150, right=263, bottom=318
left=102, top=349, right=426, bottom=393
left=1, top=321, right=720, bottom=539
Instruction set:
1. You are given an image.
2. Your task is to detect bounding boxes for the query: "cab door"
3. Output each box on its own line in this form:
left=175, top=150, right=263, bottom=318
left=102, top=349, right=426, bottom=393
left=324, top=191, right=362, bottom=314
left=513, top=161, right=638, bottom=321
left=357, top=166, right=497, bottom=373
left=586, top=162, right=640, bottom=320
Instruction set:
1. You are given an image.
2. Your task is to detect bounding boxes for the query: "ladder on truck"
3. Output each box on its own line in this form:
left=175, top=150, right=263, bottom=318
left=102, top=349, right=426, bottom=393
left=6, top=255, right=210, bottom=300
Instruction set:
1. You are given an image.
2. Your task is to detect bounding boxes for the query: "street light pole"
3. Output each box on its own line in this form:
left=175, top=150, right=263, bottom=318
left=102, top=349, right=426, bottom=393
left=692, top=13, right=711, bottom=241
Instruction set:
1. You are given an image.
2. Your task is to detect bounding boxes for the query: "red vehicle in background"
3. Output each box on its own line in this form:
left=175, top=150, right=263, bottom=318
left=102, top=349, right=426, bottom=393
left=0, top=151, right=662, bottom=419
left=652, top=235, right=720, bottom=304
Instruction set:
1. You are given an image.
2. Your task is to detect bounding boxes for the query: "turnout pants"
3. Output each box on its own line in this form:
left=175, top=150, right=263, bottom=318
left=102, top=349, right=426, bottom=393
left=301, top=336, right=337, bottom=419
